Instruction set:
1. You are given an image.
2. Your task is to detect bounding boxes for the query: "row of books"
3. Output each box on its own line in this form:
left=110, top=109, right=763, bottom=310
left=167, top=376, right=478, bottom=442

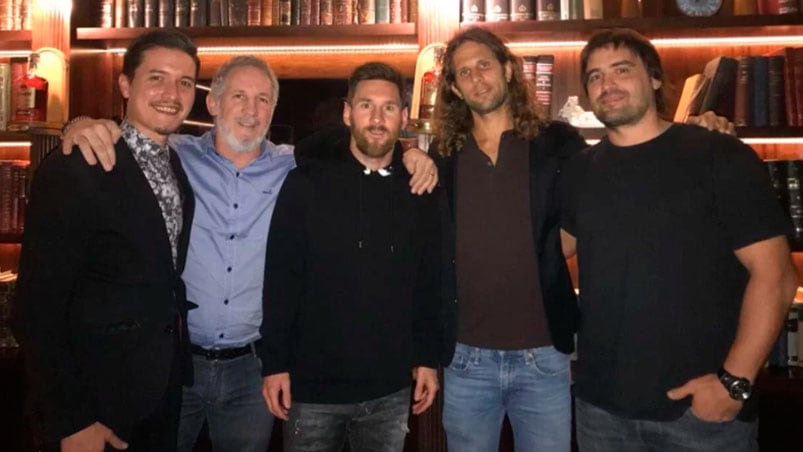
left=100, top=0, right=416, bottom=28
left=0, top=276, right=18, bottom=349
left=462, top=0, right=600, bottom=22
left=0, top=0, right=31, bottom=31
left=766, top=160, right=803, bottom=251
left=674, top=48, right=803, bottom=128
left=0, top=160, right=27, bottom=235
left=769, top=302, right=803, bottom=368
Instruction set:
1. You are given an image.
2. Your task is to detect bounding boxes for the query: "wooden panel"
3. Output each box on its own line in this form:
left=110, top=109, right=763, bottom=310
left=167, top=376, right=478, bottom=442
left=417, top=0, right=459, bottom=46
left=69, top=52, right=118, bottom=119
left=0, top=245, right=20, bottom=272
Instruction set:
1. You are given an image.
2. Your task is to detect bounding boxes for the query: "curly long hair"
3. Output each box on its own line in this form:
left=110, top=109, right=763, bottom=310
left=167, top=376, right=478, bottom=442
left=433, top=27, right=546, bottom=157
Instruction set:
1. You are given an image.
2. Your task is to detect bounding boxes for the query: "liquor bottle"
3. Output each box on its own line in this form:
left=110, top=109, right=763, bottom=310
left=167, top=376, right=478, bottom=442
left=418, top=47, right=444, bottom=121
left=13, top=54, right=47, bottom=123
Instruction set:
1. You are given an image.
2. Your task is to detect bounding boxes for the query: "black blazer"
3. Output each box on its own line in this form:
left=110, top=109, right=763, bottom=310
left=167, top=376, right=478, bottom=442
left=435, top=121, right=586, bottom=365
left=13, top=140, right=194, bottom=442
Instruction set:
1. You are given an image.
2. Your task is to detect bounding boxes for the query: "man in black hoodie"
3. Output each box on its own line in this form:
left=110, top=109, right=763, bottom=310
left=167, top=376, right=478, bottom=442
left=259, top=62, right=441, bottom=451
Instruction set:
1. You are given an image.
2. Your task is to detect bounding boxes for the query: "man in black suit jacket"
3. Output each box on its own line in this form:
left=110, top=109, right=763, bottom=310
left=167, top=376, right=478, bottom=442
left=13, top=30, right=199, bottom=452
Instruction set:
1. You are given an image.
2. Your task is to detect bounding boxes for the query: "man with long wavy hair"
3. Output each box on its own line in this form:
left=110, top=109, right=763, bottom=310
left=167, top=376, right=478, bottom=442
left=432, top=27, right=584, bottom=452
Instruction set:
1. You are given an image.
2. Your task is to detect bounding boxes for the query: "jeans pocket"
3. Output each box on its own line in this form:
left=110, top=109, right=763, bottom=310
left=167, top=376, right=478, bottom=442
left=530, top=347, right=570, bottom=376
left=448, top=347, right=475, bottom=372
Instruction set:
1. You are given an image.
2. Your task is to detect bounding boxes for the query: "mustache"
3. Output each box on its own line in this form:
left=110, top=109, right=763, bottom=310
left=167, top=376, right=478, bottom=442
left=365, top=126, right=390, bottom=134
left=597, top=89, right=627, bottom=102
left=237, top=115, right=260, bottom=127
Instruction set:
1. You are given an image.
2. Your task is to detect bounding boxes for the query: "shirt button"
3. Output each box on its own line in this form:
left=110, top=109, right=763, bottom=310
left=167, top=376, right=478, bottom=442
left=236, top=172, right=240, bottom=177
left=219, top=333, right=224, bottom=339
left=224, top=299, right=229, bottom=305
left=227, top=267, right=232, bottom=272
left=229, top=235, right=235, bottom=240
left=233, top=203, right=239, bottom=209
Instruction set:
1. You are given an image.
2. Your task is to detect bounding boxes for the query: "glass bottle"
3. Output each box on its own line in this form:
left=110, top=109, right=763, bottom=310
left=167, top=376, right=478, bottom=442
left=418, top=47, right=444, bottom=121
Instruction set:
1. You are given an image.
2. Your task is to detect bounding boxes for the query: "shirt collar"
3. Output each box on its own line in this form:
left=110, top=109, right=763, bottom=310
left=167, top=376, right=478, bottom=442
left=121, top=120, right=171, bottom=160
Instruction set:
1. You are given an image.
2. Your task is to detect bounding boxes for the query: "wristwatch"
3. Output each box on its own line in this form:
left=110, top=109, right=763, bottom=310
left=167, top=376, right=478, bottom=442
left=717, top=367, right=752, bottom=401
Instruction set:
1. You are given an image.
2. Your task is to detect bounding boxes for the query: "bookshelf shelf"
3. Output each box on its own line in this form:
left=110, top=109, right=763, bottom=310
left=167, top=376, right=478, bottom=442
left=0, top=30, right=32, bottom=52
left=0, top=132, right=32, bottom=143
left=737, top=126, right=803, bottom=138
left=461, top=14, right=803, bottom=43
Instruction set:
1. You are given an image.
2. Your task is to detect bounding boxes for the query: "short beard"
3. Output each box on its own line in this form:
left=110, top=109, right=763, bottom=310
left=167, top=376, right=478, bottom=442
left=217, top=120, right=267, bottom=154
left=353, top=126, right=398, bottom=159
left=465, top=89, right=508, bottom=116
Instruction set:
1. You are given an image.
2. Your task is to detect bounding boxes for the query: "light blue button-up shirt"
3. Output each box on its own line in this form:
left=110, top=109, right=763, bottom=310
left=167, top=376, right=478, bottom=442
left=170, top=129, right=296, bottom=348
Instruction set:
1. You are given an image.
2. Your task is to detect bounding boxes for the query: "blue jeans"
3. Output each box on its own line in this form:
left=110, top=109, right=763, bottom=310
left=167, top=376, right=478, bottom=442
left=177, top=352, right=274, bottom=452
left=575, top=397, right=758, bottom=452
left=443, top=343, right=571, bottom=452
left=284, top=387, right=411, bottom=452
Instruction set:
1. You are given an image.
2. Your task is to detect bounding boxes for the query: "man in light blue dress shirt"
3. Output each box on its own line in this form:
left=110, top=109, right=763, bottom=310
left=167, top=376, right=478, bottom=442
left=62, top=56, right=439, bottom=452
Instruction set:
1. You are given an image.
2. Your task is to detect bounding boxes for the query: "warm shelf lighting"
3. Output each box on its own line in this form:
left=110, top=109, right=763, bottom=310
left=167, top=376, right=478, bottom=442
left=33, top=0, right=72, bottom=15
left=183, top=120, right=213, bottom=128
left=0, top=141, right=31, bottom=147
left=106, top=44, right=419, bottom=55
left=0, top=50, right=32, bottom=57
left=508, top=35, right=803, bottom=49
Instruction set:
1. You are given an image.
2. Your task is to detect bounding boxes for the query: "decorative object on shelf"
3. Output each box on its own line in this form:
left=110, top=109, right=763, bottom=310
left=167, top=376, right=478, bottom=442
left=675, top=0, right=722, bottom=17
left=757, top=0, right=800, bottom=15
left=418, top=47, right=444, bottom=120
left=557, top=96, right=604, bottom=128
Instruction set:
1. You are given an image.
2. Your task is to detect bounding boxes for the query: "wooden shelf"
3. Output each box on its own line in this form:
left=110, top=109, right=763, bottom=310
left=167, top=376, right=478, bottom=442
left=461, top=14, right=803, bottom=42
left=0, top=132, right=30, bottom=143
left=0, top=30, right=31, bottom=52
left=737, top=126, right=803, bottom=138
left=75, top=23, right=417, bottom=48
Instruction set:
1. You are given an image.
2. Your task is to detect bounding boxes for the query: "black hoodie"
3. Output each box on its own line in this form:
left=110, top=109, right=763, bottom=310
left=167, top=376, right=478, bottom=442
left=258, top=134, right=442, bottom=404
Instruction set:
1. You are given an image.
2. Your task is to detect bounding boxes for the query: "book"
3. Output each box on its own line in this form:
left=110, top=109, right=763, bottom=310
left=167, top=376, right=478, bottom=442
left=160, top=0, right=176, bottom=27
left=673, top=73, right=704, bottom=122
left=583, top=0, right=602, bottom=18
left=144, top=0, right=158, bottom=27
left=333, top=0, right=353, bottom=24
left=278, top=0, right=290, bottom=24
left=751, top=56, right=769, bottom=127
left=767, top=55, right=786, bottom=127
left=299, top=0, right=311, bottom=24
left=0, top=63, right=9, bottom=131
left=8, top=58, right=25, bottom=124
left=310, top=0, right=319, bottom=24
left=788, top=306, right=799, bottom=366
left=390, top=0, right=403, bottom=23
left=101, top=0, right=114, bottom=27
left=462, top=0, right=484, bottom=21
left=247, top=0, right=261, bottom=24
left=698, top=56, right=738, bottom=119
left=209, top=0, right=222, bottom=24
left=260, top=0, right=272, bottom=24
left=229, top=0, right=248, bottom=25
left=320, top=0, right=333, bottom=24
left=733, top=56, right=753, bottom=127
left=535, top=55, right=554, bottom=117
left=292, top=0, right=300, bottom=24
left=511, top=0, right=534, bottom=20
left=190, top=0, right=208, bottom=26
left=358, top=0, right=375, bottom=23
left=175, top=0, right=190, bottom=26
left=485, top=0, right=510, bottom=21
left=560, top=0, right=584, bottom=19
left=0, top=163, right=12, bottom=233
left=115, top=0, right=128, bottom=27
left=536, top=0, right=560, bottom=20
left=769, top=48, right=798, bottom=126
left=758, top=0, right=799, bottom=14
left=128, top=0, right=144, bottom=26
left=787, top=161, right=803, bottom=250
left=376, top=0, right=390, bottom=23
left=793, top=48, right=803, bottom=126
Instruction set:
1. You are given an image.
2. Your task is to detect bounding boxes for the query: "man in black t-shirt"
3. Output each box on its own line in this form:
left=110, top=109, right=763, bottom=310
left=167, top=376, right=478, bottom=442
left=561, top=28, right=797, bottom=452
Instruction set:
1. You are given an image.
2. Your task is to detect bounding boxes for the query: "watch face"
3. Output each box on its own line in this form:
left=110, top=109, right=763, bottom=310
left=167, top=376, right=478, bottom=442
left=675, top=0, right=723, bottom=16
left=728, top=379, right=752, bottom=401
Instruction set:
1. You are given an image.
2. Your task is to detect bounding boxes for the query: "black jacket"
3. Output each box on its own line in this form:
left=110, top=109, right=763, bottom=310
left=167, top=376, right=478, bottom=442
left=436, top=121, right=586, bottom=364
left=13, top=140, right=194, bottom=442
left=259, top=139, right=442, bottom=404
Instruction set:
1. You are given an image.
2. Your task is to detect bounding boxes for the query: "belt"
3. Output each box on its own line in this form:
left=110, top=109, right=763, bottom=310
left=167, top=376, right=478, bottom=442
left=190, top=343, right=254, bottom=361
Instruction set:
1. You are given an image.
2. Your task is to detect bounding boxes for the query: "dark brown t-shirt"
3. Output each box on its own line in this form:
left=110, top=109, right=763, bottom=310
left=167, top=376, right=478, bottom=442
left=455, top=131, right=551, bottom=350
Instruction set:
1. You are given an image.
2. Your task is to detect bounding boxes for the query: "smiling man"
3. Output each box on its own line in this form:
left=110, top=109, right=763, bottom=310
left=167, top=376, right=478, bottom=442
left=260, top=62, right=441, bottom=452
left=560, top=28, right=797, bottom=452
left=14, top=30, right=198, bottom=451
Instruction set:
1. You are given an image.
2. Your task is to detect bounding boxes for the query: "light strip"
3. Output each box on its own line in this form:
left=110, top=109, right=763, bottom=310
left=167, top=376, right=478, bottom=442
left=106, top=44, right=419, bottom=55
left=0, top=141, right=31, bottom=147
left=183, top=120, right=214, bottom=128
left=585, top=137, right=803, bottom=146
left=0, top=50, right=32, bottom=57
left=508, top=35, right=803, bottom=49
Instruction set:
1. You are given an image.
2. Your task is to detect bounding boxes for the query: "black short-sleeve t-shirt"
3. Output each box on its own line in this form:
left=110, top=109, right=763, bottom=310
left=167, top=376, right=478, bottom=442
left=561, top=123, right=790, bottom=421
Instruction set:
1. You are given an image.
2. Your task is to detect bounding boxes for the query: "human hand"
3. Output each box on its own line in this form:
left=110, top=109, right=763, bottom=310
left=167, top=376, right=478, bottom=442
left=411, top=366, right=439, bottom=415
left=402, top=147, right=438, bottom=195
left=61, top=421, right=127, bottom=452
left=262, top=372, right=292, bottom=420
left=62, top=118, right=122, bottom=171
left=667, top=373, right=742, bottom=422
left=686, top=111, right=736, bottom=136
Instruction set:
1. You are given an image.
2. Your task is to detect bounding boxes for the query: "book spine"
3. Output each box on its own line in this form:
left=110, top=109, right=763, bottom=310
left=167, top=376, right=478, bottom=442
left=8, top=161, right=18, bottom=235
left=247, top=0, right=262, bottom=24
left=751, top=56, right=769, bottom=127
left=160, top=0, right=176, bottom=27
left=781, top=50, right=798, bottom=126
left=390, top=0, right=402, bottom=23
left=485, top=0, right=509, bottom=21
left=408, top=0, right=416, bottom=22
left=208, top=0, right=221, bottom=25
left=376, top=0, right=389, bottom=23
left=8, top=58, right=26, bottom=123
left=128, top=0, right=144, bottom=26
left=190, top=0, right=208, bottom=26
left=788, top=306, right=799, bottom=366
left=260, top=0, right=272, bottom=24
left=291, top=0, right=300, bottom=24
left=175, top=0, right=189, bottom=26
left=320, top=0, right=333, bottom=24
left=535, top=55, right=554, bottom=118
left=15, top=162, right=25, bottom=233
left=510, top=0, right=533, bottom=20
left=0, top=163, right=11, bottom=234
left=333, top=0, right=352, bottom=24
left=733, top=56, right=752, bottom=127
left=536, top=0, right=560, bottom=20
left=794, top=48, right=803, bottom=126
left=298, top=0, right=311, bottom=24
left=278, top=0, right=291, bottom=24
left=144, top=0, right=158, bottom=26
left=583, top=0, right=601, bottom=18
left=787, top=161, right=803, bottom=251
left=114, top=0, right=127, bottom=27
left=0, top=64, right=9, bottom=131
left=101, top=0, right=114, bottom=27
left=462, top=0, right=484, bottom=21
left=357, top=0, right=375, bottom=23
left=229, top=0, right=248, bottom=25
left=309, top=0, right=319, bottom=24
left=767, top=55, right=786, bottom=127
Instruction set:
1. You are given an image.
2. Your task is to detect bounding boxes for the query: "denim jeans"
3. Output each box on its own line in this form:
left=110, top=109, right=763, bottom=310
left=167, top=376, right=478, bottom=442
left=284, top=387, right=411, bottom=452
left=442, top=343, right=572, bottom=452
left=177, top=352, right=274, bottom=452
left=575, top=397, right=758, bottom=452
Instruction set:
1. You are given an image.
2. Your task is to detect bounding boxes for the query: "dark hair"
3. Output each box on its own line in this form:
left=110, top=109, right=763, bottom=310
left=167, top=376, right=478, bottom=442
left=122, top=29, right=200, bottom=80
left=346, top=62, right=405, bottom=104
left=580, top=28, right=668, bottom=114
left=433, top=27, right=545, bottom=157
